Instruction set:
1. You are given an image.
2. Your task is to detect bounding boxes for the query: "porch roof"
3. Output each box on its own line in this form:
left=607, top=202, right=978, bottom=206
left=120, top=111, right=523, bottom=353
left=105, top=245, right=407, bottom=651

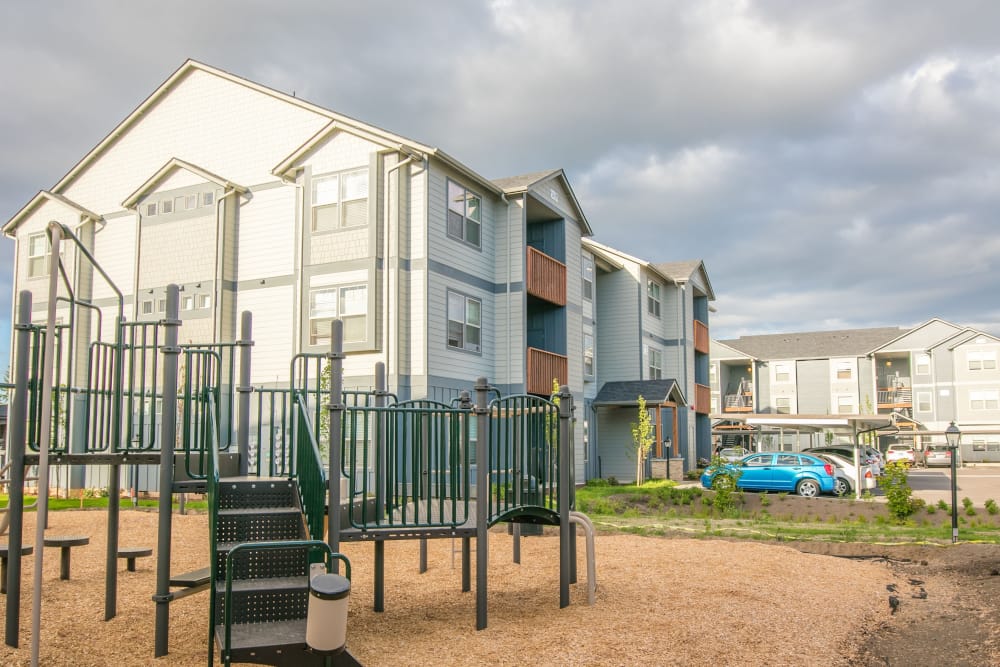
left=593, top=380, right=685, bottom=407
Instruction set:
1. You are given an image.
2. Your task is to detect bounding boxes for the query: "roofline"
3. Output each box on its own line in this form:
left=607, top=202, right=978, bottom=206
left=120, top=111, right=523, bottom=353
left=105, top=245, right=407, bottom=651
left=711, top=339, right=758, bottom=361
left=122, top=158, right=248, bottom=209
left=581, top=239, right=674, bottom=284
left=502, top=169, right=592, bottom=236
left=867, top=317, right=957, bottom=355
left=944, top=328, right=1000, bottom=351
left=4, top=190, right=102, bottom=236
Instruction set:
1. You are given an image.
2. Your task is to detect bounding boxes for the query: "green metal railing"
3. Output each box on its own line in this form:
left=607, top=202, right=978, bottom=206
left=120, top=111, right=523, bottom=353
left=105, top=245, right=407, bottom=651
left=179, top=349, right=222, bottom=481
left=293, top=394, right=328, bottom=542
left=205, top=390, right=222, bottom=667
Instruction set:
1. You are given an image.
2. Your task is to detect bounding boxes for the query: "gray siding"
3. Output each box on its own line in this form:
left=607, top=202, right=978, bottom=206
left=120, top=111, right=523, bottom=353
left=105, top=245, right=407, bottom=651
left=796, top=360, right=829, bottom=413
left=595, top=407, right=638, bottom=482
left=594, top=269, right=640, bottom=381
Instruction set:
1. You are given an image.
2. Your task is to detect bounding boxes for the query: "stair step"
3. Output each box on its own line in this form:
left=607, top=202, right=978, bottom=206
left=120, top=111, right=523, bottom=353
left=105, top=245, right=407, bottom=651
left=215, top=575, right=309, bottom=594
left=215, top=542, right=312, bottom=580
left=218, top=477, right=299, bottom=510
left=215, top=618, right=307, bottom=651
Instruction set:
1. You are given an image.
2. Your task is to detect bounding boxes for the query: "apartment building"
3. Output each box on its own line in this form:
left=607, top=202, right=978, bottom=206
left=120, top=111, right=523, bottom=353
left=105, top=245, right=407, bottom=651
left=711, top=320, right=1000, bottom=461
left=3, top=60, right=712, bottom=481
left=583, top=241, right=714, bottom=479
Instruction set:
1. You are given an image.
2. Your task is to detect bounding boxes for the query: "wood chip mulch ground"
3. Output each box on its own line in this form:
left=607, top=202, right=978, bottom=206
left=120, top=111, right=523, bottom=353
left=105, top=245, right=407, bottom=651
left=0, top=509, right=894, bottom=666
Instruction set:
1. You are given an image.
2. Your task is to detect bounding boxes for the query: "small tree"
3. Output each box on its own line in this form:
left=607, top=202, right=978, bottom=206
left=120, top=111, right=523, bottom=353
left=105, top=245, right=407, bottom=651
left=630, top=395, right=654, bottom=486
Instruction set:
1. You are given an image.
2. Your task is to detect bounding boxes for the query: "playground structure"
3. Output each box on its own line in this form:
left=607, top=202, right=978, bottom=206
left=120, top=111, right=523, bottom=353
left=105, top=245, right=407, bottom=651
left=1, top=222, right=595, bottom=665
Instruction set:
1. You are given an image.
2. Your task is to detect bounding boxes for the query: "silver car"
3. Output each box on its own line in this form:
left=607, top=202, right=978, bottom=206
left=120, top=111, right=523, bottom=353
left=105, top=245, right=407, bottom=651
left=924, top=445, right=955, bottom=467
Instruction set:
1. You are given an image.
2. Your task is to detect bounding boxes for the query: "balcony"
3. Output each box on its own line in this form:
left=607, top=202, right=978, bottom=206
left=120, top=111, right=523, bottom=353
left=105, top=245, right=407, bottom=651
left=694, top=383, right=711, bottom=415
left=526, top=247, right=566, bottom=306
left=526, top=347, right=568, bottom=396
left=723, top=378, right=753, bottom=413
left=694, top=320, right=709, bottom=355
left=878, top=386, right=912, bottom=410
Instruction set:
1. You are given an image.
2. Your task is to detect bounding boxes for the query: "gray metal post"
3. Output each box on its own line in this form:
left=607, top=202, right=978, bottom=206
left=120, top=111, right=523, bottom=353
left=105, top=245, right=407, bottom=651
left=374, top=362, right=386, bottom=612
left=30, top=223, right=62, bottom=667
left=458, top=391, right=472, bottom=593
left=154, top=285, right=181, bottom=657
left=5, top=291, right=32, bottom=648
left=475, top=376, right=489, bottom=630
left=327, top=320, right=345, bottom=572
left=236, top=311, right=253, bottom=476
left=558, top=385, right=573, bottom=609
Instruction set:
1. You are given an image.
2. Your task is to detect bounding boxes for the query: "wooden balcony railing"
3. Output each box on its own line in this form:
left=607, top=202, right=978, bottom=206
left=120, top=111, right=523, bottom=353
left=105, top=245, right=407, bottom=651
left=694, top=383, right=711, bottom=415
left=526, top=347, right=568, bottom=396
left=694, top=320, right=709, bottom=355
left=526, top=247, right=567, bottom=306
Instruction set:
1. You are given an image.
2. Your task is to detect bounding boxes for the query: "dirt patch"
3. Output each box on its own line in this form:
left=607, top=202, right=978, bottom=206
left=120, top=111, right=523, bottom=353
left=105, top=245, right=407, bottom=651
left=0, top=509, right=997, bottom=666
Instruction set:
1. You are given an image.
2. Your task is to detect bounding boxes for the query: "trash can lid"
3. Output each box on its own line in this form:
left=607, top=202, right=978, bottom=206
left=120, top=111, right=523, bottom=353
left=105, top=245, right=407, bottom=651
left=310, top=573, right=351, bottom=600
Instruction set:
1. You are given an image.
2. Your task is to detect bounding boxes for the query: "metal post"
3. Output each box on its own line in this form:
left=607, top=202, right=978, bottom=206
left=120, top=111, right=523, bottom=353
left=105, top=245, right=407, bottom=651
left=475, top=377, right=489, bottom=630
left=374, top=362, right=386, bottom=612
left=327, top=320, right=345, bottom=571
left=30, top=223, right=62, bottom=667
left=5, top=291, right=32, bottom=648
left=154, top=285, right=181, bottom=657
left=558, top=385, right=573, bottom=609
left=951, top=449, right=959, bottom=543
left=236, top=311, right=253, bottom=476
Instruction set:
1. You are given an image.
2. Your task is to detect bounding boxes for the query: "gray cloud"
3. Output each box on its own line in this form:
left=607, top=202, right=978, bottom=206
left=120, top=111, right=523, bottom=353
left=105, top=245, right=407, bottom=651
left=2, top=0, right=1000, bottom=374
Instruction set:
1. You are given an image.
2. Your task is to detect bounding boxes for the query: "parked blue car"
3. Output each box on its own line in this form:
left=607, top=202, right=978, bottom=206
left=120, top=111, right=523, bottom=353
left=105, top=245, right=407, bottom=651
left=700, top=452, right=836, bottom=497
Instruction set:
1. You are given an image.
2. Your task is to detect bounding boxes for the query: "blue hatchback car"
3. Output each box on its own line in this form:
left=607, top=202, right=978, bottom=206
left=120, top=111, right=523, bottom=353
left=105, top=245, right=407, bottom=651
left=700, top=452, right=836, bottom=497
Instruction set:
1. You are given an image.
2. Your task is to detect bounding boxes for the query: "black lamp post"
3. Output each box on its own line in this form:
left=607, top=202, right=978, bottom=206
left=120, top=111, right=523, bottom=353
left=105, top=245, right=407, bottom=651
left=945, top=421, right=961, bottom=544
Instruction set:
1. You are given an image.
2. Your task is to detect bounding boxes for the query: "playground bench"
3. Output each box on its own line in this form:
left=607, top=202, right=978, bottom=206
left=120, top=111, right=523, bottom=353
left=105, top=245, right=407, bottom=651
left=117, top=546, right=153, bottom=572
left=0, top=544, right=33, bottom=594
left=43, top=535, right=90, bottom=580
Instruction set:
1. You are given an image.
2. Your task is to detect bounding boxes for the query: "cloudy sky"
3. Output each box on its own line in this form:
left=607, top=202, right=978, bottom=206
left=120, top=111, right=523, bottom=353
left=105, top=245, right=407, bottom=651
left=2, top=0, right=1000, bottom=375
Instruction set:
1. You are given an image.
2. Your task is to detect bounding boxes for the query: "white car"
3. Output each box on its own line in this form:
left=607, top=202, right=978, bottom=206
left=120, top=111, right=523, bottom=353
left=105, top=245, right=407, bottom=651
left=885, top=444, right=916, bottom=466
left=817, top=452, right=876, bottom=496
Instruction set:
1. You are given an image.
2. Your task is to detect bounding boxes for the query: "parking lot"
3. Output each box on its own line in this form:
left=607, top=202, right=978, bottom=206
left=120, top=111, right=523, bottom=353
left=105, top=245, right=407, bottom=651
left=908, top=464, right=1000, bottom=507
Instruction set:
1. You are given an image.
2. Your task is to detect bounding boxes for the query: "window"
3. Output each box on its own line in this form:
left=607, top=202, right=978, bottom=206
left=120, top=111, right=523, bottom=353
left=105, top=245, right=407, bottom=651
left=647, top=346, right=662, bottom=380
left=647, top=280, right=661, bottom=317
left=141, top=301, right=154, bottom=315
left=446, top=180, right=482, bottom=248
left=837, top=396, right=854, bottom=414
left=202, top=191, right=215, bottom=207
left=774, top=363, right=791, bottom=383
left=582, top=255, right=594, bottom=300
left=174, top=196, right=185, bottom=212
left=146, top=202, right=158, bottom=217
left=968, top=351, right=997, bottom=371
left=917, top=392, right=932, bottom=412
left=583, top=333, right=594, bottom=377
left=776, top=454, right=799, bottom=466
left=312, top=168, right=369, bottom=233
left=184, top=194, right=198, bottom=210
left=199, top=294, right=212, bottom=309
left=970, top=390, right=999, bottom=411
left=182, top=296, right=194, bottom=311
left=161, top=199, right=173, bottom=214
left=836, top=361, right=852, bottom=380
left=915, top=353, right=930, bottom=375
left=775, top=397, right=791, bottom=414
left=309, top=284, right=368, bottom=345
left=27, top=233, right=48, bottom=277
left=157, top=299, right=166, bottom=312
left=447, top=291, right=482, bottom=353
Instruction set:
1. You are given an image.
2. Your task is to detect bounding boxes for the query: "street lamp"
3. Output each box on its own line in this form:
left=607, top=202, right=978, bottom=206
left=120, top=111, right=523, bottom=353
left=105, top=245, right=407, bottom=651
left=945, top=421, right=961, bottom=544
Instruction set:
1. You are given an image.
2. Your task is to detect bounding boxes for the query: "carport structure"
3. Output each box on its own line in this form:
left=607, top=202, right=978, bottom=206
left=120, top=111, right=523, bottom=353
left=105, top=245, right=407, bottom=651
left=711, top=413, right=898, bottom=499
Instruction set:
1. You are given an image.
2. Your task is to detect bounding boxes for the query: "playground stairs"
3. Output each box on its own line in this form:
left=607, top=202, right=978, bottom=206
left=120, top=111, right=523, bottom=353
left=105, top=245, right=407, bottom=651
left=212, top=477, right=360, bottom=667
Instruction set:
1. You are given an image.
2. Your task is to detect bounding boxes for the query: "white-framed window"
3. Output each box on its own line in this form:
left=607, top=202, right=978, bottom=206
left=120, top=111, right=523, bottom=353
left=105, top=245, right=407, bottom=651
left=309, top=284, right=368, bottom=345
left=27, top=233, right=48, bottom=277
left=917, top=391, right=932, bottom=412
left=915, top=353, right=930, bottom=375
left=647, top=280, right=661, bottom=317
left=161, top=199, right=174, bottom=214
left=836, top=361, right=852, bottom=380
left=141, top=300, right=154, bottom=315
left=199, top=294, right=212, bottom=309
left=837, top=395, right=854, bottom=414
left=970, top=390, right=999, bottom=411
left=184, top=194, right=198, bottom=210
left=312, top=168, right=369, bottom=233
left=157, top=299, right=166, bottom=312
left=446, top=179, right=482, bottom=248
left=775, top=397, right=791, bottom=414
left=447, top=290, right=482, bottom=353
left=582, top=255, right=594, bottom=300
left=182, top=296, right=194, bottom=311
left=174, top=196, right=185, bottom=212
left=583, top=333, right=594, bottom=377
left=202, top=191, right=215, bottom=207
left=647, top=346, right=662, bottom=380
left=711, top=395, right=719, bottom=413
left=774, top=363, right=791, bottom=383
left=146, top=202, right=158, bottom=217
left=968, top=350, right=997, bottom=371
left=709, top=364, right=717, bottom=382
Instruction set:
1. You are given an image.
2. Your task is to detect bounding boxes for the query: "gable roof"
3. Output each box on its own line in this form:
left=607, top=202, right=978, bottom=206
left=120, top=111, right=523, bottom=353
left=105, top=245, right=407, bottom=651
left=492, top=169, right=593, bottom=236
left=867, top=318, right=963, bottom=354
left=581, top=239, right=676, bottom=285
left=653, top=259, right=715, bottom=300
left=593, top=379, right=686, bottom=406
left=122, top=158, right=247, bottom=209
left=6, top=190, right=102, bottom=232
left=720, top=327, right=906, bottom=360
left=4, top=59, right=508, bottom=235
left=934, top=328, right=1000, bottom=351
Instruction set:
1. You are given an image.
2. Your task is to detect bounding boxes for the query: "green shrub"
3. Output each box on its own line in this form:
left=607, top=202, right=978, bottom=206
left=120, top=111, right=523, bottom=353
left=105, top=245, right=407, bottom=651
left=879, top=461, right=916, bottom=522
left=585, top=478, right=610, bottom=487
left=986, top=499, right=999, bottom=515
left=937, top=499, right=949, bottom=511
left=760, top=491, right=771, bottom=507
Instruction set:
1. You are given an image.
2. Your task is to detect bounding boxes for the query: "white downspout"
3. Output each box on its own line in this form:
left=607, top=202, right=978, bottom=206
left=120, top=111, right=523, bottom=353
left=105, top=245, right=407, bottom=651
left=384, top=152, right=420, bottom=392
left=278, top=173, right=305, bottom=356
left=212, top=188, right=243, bottom=342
